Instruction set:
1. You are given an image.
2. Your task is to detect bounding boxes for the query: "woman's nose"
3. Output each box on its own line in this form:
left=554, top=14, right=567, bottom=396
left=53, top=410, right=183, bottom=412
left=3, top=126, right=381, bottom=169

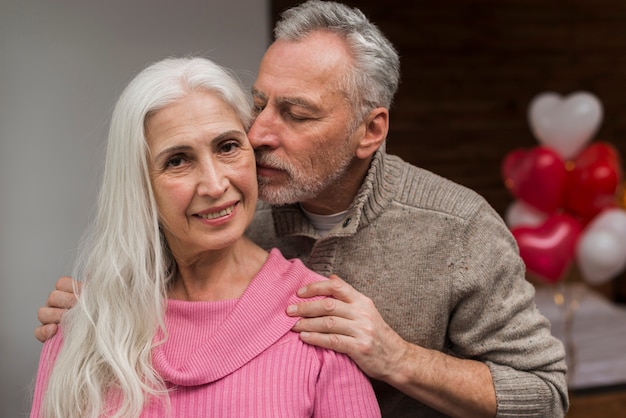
left=196, top=162, right=229, bottom=198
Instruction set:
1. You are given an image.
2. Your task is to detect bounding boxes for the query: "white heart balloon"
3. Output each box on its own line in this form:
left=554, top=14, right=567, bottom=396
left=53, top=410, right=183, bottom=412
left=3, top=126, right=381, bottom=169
left=577, top=228, right=626, bottom=286
left=505, top=200, right=547, bottom=229
left=528, top=91, right=603, bottom=160
left=586, top=208, right=626, bottom=249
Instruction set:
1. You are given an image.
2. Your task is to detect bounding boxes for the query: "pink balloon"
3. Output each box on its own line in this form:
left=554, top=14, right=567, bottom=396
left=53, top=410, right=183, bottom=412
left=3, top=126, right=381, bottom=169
left=502, top=146, right=567, bottom=213
left=512, top=214, right=583, bottom=283
left=563, top=142, right=622, bottom=220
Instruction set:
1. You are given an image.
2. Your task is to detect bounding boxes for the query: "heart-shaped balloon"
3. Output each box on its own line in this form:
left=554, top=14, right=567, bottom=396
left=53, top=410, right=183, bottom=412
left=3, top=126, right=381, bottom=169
left=564, top=142, right=622, bottom=220
left=505, top=200, right=547, bottom=229
left=576, top=208, right=626, bottom=285
left=577, top=229, right=626, bottom=286
left=586, top=208, right=626, bottom=246
left=502, top=146, right=567, bottom=213
left=512, top=213, right=583, bottom=283
left=528, top=91, right=603, bottom=160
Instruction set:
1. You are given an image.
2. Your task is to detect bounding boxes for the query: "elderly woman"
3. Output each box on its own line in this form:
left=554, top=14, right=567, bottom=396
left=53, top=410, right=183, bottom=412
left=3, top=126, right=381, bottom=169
left=30, top=57, right=380, bottom=418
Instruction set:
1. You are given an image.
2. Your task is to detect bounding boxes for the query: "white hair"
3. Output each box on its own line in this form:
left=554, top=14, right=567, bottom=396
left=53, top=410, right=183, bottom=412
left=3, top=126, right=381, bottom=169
left=41, top=57, right=251, bottom=418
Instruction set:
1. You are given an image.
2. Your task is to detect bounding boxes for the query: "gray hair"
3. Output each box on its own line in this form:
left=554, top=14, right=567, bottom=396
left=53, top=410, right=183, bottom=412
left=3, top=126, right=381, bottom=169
left=42, top=57, right=251, bottom=418
left=275, top=0, right=400, bottom=119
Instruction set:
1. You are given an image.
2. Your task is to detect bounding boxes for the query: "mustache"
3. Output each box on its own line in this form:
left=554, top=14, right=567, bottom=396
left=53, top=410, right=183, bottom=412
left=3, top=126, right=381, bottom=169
left=254, top=150, right=290, bottom=172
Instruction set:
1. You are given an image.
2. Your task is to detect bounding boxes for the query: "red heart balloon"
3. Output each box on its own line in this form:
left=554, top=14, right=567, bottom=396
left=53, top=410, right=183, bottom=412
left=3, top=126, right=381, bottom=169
left=502, top=146, right=567, bottom=213
left=564, top=142, right=622, bottom=220
left=511, top=213, right=583, bottom=283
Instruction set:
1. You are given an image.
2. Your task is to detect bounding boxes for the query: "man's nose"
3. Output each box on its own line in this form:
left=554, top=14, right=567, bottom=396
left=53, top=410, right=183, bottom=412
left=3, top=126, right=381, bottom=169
left=249, top=107, right=280, bottom=149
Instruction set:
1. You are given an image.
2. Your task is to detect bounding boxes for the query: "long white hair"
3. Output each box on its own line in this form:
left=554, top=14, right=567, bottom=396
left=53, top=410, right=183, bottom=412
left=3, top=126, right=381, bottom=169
left=41, top=57, right=252, bottom=418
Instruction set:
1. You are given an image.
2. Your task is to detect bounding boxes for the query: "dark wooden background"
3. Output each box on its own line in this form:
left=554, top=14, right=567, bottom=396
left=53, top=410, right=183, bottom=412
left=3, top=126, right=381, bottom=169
left=271, top=0, right=626, bottom=216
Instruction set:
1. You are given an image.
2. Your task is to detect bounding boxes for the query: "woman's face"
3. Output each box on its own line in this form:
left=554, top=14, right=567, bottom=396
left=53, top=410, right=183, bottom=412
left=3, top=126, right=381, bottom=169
left=145, top=90, right=257, bottom=263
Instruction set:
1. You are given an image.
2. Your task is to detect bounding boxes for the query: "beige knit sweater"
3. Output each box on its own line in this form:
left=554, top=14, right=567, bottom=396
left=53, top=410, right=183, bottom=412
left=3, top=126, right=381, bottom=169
left=247, top=149, right=568, bottom=418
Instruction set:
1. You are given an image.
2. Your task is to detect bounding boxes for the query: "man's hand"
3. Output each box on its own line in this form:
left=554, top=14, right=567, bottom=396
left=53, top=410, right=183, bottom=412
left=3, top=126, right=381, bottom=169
left=286, top=274, right=407, bottom=381
left=34, top=276, right=79, bottom=342
left=286, top=274, right=496, bottom=418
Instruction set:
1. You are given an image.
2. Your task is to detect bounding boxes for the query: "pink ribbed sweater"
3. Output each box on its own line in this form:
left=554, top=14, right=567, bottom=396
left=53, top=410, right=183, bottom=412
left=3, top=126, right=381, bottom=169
left=31, top=249, right=380, bottom=417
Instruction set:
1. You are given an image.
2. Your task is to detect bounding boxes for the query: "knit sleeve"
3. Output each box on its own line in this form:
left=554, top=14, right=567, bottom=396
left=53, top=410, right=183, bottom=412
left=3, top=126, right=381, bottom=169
left=30, top=330, right=64, bottom=418
left=448, top=201, right=568, bottom=417
left=313, top=347, right=381, bottom=417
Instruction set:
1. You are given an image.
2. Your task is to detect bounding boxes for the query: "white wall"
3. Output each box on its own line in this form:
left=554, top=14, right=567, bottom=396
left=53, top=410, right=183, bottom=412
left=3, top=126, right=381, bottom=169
left=0, top=1, right=270, bottom=415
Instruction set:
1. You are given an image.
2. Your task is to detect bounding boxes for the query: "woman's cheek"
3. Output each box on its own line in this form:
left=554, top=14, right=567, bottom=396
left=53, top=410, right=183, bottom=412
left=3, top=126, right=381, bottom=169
left=155, top=179, right=195, bottom=214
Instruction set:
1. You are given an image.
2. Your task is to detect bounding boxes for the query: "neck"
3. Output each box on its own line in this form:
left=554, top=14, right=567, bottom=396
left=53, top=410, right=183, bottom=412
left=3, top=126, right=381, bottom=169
left=169, top=238, right=267, bottom=301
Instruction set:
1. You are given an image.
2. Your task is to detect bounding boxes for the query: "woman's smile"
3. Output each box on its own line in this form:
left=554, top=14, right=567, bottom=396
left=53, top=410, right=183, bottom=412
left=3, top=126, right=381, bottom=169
left=194, top=202, right=238, bottom=221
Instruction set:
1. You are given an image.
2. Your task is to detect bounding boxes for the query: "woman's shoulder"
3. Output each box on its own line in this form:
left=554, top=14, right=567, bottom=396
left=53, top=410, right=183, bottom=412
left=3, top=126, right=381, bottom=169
left=266, top=248, right=327, bottom=282
left=262, top=248, right=328, bottom=303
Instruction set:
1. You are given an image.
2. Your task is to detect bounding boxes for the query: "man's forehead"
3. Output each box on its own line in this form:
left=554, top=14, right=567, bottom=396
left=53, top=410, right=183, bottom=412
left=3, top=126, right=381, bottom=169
left=253, top=37, right=347, bottom=101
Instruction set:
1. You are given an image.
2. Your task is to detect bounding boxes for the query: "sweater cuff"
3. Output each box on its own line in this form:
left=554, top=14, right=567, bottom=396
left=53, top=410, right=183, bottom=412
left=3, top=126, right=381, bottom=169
left=488, top=362, right=565, bottom=417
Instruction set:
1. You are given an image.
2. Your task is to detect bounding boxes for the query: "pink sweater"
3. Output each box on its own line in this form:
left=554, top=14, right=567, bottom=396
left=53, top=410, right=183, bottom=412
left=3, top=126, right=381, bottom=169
left=31, top=249, right=380, bottom=417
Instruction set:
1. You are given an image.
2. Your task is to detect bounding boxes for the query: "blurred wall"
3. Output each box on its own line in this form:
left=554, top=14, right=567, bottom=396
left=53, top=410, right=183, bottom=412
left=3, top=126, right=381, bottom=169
left=0, top=1, right=270, bottom=415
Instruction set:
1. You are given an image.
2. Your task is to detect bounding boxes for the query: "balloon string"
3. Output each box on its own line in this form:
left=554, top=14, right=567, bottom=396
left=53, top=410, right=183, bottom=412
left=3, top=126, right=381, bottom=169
left=554, top=282, right=583, bottom=386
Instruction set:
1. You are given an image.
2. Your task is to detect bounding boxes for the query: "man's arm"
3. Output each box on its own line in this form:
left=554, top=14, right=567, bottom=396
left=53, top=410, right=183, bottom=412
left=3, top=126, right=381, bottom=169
left=34, top=276, right=78, bottom=342
left=287, top=275, right=496, bottom=418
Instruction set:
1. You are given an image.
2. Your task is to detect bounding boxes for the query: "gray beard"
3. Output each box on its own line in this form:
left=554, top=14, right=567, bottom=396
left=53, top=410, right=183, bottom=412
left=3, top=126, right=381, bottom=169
left=255, top=150, right=352, bottom=206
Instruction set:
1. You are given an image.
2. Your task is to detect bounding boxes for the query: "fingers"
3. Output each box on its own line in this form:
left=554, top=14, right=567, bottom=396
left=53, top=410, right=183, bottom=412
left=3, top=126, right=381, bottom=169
left=295, top=274, right=356, bottom=301
left=56, top=275, right=80, bottom=294
left=294, top=315, right=380, bottom=365
left=288, top=295, right=342, bottom=316
left=34, top=323, right=58, bottom=343
left=299, top=329, right=353, bottom=354
left=48, top=276, right=79, bottom=311
left=47, top=287, right=78, bottom=310
left=34, top=276, right=79, bottom=343
left=37, top=305, right=67, bottom=326
left=292, top=313, right=355, bottom=336
left=35, top=301, right=69, bottom=343
left=287, top=275, right=373, bottom=320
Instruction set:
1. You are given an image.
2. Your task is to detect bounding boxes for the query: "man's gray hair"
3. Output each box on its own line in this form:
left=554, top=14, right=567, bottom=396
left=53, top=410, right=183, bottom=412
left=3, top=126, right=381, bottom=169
left=275, top=0, right=400, bottom=119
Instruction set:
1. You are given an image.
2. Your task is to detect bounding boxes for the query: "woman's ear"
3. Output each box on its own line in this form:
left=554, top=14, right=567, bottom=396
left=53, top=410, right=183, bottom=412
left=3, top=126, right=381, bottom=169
left=356, top=107, right=389, bottom=160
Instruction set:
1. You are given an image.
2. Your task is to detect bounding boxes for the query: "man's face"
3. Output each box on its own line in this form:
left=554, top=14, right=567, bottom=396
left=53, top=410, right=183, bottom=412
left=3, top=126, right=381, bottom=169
left=248, top=31, right=363, bottom=214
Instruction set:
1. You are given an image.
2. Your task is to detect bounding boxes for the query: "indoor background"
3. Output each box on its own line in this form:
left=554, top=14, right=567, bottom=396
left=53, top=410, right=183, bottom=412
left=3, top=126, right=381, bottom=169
left=3, top=0, right=626, bottom=416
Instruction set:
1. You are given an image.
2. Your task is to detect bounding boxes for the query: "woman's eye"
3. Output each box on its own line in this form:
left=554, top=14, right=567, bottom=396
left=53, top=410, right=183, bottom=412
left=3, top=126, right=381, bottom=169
left=166, top=156, right=185, bottom=168
left=220, top=141, right=240, bottom=154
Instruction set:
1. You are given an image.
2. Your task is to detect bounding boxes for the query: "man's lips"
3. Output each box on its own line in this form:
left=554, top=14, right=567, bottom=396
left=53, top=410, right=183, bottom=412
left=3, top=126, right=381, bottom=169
left=256, top=163, right=284, bottom=177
